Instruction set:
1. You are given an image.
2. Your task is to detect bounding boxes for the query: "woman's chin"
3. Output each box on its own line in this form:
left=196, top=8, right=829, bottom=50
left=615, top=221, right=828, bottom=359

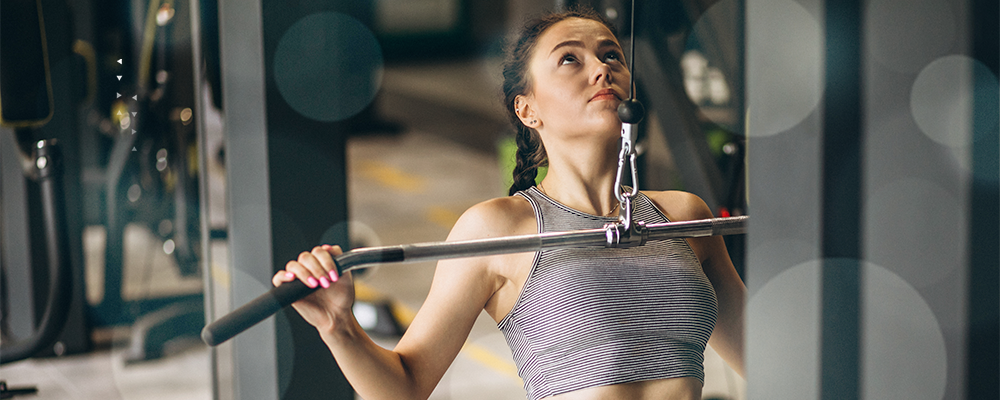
left=600, top=117, right=625, bottom=134
left=548, top=115, right=621, bottom=139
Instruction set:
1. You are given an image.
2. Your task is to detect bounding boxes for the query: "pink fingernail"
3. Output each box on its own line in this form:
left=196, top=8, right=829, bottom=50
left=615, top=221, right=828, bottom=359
left=307, top=277, right=318, bottom=288
left=319, top=277, right=330, bottom=288
left=329, top=270, right=339, bottom=282
left=284, top=272, right=294, bottom=279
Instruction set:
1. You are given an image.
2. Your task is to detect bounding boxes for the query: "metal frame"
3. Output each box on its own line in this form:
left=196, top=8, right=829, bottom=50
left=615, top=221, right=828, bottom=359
left=216, top=0, right=277, bottom=397
left=0, top=140, right=73, bottom=364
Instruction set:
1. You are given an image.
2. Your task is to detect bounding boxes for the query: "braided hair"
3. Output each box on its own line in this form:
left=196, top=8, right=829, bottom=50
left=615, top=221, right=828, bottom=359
left=502, top=7, right=617, bottom=196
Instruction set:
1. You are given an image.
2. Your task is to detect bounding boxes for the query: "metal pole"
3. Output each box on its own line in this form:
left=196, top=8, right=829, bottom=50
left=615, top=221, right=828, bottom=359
left=202, top=216, right=748, bottom=346
left=186, top=0, right=222, bottom=398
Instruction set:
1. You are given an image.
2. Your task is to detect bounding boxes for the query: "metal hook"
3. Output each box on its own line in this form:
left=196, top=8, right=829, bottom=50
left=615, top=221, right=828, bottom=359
left=614, top=123, right=640, bottom=205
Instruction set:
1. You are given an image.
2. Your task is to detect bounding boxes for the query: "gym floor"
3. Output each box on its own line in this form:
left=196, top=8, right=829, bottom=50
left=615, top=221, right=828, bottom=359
left=0, top=59, right=745, bottom=400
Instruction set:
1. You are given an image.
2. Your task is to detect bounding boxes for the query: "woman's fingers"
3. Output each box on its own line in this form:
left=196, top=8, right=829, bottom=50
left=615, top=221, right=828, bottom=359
left=281, top=258, right=319, bottom=288
left=272, top=269, right=296, bottom=287
left=314, top=245, right=342, bottom=282
left=300, top=249, right=337, bottom=288
left=274, top=245, right=344, bottom=289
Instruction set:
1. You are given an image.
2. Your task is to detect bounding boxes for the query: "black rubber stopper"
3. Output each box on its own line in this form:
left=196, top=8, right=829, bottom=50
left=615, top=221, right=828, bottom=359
left=617, top=98, right=645, bottom=124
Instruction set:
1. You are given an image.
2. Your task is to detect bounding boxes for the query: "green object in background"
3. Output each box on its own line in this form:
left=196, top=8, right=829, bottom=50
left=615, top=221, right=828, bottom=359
left=497, top=136, right=547, bottom=190
left=705, top=128, right=731, bottom=158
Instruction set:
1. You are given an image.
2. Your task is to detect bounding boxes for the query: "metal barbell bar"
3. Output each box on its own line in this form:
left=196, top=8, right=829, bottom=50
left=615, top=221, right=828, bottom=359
left=201, top=215, right=748, bottom=346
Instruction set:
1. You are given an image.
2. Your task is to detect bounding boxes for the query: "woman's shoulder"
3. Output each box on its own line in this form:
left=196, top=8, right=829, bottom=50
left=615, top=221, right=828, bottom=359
left=642, top=190, right=715, bottom=222
left=446, top=194, right=537, bottom=241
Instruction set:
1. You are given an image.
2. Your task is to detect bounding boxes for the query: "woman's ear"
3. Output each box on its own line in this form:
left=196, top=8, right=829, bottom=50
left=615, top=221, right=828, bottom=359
left=514, top=94, right=539, bottom=129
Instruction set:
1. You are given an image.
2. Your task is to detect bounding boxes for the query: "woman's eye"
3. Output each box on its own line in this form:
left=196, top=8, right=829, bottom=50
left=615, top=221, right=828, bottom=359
left=560, top=54, right=578, bottom=65
left=604, top=52, right=622, bottom=63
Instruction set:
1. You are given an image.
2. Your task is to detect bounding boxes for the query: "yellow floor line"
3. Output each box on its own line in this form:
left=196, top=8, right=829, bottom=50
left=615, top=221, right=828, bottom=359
left=355, top=281, right=523, bottom=385
left=424, top=206, right=462, bottom=230
left=356, top=161, right=462, bottom=230
left=460, top=342, right=522, bottom=382
left=357, top=161, right=425, bottom=193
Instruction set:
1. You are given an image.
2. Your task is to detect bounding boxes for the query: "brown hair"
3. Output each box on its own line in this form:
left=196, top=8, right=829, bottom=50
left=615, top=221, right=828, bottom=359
left=502, top=7, right=618, bottom=196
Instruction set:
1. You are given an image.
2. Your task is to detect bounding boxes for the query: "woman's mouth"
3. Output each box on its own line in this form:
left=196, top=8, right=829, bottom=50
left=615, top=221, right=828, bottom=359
left=590, top=89, right=620, bottom=102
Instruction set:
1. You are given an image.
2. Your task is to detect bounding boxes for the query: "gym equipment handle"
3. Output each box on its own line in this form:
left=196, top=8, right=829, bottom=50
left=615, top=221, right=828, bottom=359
left=201, top=215, right=748, bottom=346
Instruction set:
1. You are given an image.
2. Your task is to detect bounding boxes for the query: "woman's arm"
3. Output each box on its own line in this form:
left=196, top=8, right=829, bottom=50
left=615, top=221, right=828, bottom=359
left=275, top=199, right=521, bottom=399
left=647, top=191, right=746, bottom=377
left=698, top=234, right=746, bottom=378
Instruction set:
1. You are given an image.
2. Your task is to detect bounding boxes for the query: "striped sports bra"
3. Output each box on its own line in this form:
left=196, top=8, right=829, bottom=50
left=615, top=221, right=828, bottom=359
left=498, top=187, right=718, bottom=400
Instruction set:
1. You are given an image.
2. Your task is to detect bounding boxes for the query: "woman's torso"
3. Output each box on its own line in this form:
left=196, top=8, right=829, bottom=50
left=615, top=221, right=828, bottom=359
left=481, top=188, right=717, bottom=400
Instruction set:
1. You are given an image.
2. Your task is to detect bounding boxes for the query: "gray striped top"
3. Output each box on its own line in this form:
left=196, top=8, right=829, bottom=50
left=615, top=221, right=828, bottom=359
left=499, top=187, right=718, bottom=400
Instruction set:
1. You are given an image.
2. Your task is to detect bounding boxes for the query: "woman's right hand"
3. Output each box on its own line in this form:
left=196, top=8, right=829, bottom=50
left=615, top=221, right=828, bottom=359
left=272, top=244, right=355, bottom=332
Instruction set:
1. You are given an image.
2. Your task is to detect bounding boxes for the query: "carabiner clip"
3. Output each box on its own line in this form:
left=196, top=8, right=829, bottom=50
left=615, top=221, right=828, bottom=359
left=607, top=121, right=645, bottom=248
left=614, top=122, right=641, bottom=205
left=603, top=193, right=647, bottom=249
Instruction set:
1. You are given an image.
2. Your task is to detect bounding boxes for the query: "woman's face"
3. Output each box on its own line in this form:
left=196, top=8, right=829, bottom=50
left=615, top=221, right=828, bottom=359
left=520, top=18, right=629, bottom=142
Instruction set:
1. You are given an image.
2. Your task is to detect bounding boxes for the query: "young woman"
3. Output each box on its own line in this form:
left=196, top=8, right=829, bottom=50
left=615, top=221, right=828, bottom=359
left=273, top=8, right=745, bottom=400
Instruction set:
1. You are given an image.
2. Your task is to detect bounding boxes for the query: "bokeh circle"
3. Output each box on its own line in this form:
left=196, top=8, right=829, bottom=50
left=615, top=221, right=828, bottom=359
left=273, top=12, right=384, bottom=122
left=745, top=0, right=823, bottom=137
left=747, top=260, right=821, bottom=399
left=860, top=262, right=947, bottom=399
left=910, top=55, right=999, bottom=149
left=748, top=259, right=948, bottom=399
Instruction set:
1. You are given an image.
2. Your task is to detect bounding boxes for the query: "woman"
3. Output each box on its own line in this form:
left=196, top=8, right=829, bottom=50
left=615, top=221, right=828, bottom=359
left=273, top=7, right=745, bottom=400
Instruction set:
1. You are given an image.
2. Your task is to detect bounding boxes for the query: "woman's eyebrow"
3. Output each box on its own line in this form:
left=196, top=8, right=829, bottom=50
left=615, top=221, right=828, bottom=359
left=549, top=39, right=621, bottom=55
left=597, top=39, right=623, bottom=51
left=549, top=40, right=585, bottom=55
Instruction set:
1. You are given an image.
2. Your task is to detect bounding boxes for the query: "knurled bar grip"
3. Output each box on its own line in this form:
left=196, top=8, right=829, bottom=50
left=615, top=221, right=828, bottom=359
left=201, top=215, right=748, bottom=346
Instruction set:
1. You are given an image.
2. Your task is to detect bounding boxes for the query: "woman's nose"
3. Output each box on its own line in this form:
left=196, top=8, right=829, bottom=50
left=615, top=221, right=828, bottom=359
left=591, top=62, right=614, bottom=85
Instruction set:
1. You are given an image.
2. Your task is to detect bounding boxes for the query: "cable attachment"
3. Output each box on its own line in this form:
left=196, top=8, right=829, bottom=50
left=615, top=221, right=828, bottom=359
left=604, top=187, right=647, bottom=248
left=613, top=119, right=641, bottom=208
left=609, top=101, right=643, bottom=248
left=603, top=206, right=647, bottom=249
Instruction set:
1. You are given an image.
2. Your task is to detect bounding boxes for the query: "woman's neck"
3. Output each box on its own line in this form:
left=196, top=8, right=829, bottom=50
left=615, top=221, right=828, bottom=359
left=538, top=140, right=622, bottom=217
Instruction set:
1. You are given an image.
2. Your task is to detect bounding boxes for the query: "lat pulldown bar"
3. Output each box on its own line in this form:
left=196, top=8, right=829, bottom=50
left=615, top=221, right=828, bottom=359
left=201, top=215, right=748, bottom=346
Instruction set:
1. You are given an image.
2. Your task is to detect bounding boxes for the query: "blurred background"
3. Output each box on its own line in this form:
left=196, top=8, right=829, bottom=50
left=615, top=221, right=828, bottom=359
left=0, top=0, right=995, bottom=399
